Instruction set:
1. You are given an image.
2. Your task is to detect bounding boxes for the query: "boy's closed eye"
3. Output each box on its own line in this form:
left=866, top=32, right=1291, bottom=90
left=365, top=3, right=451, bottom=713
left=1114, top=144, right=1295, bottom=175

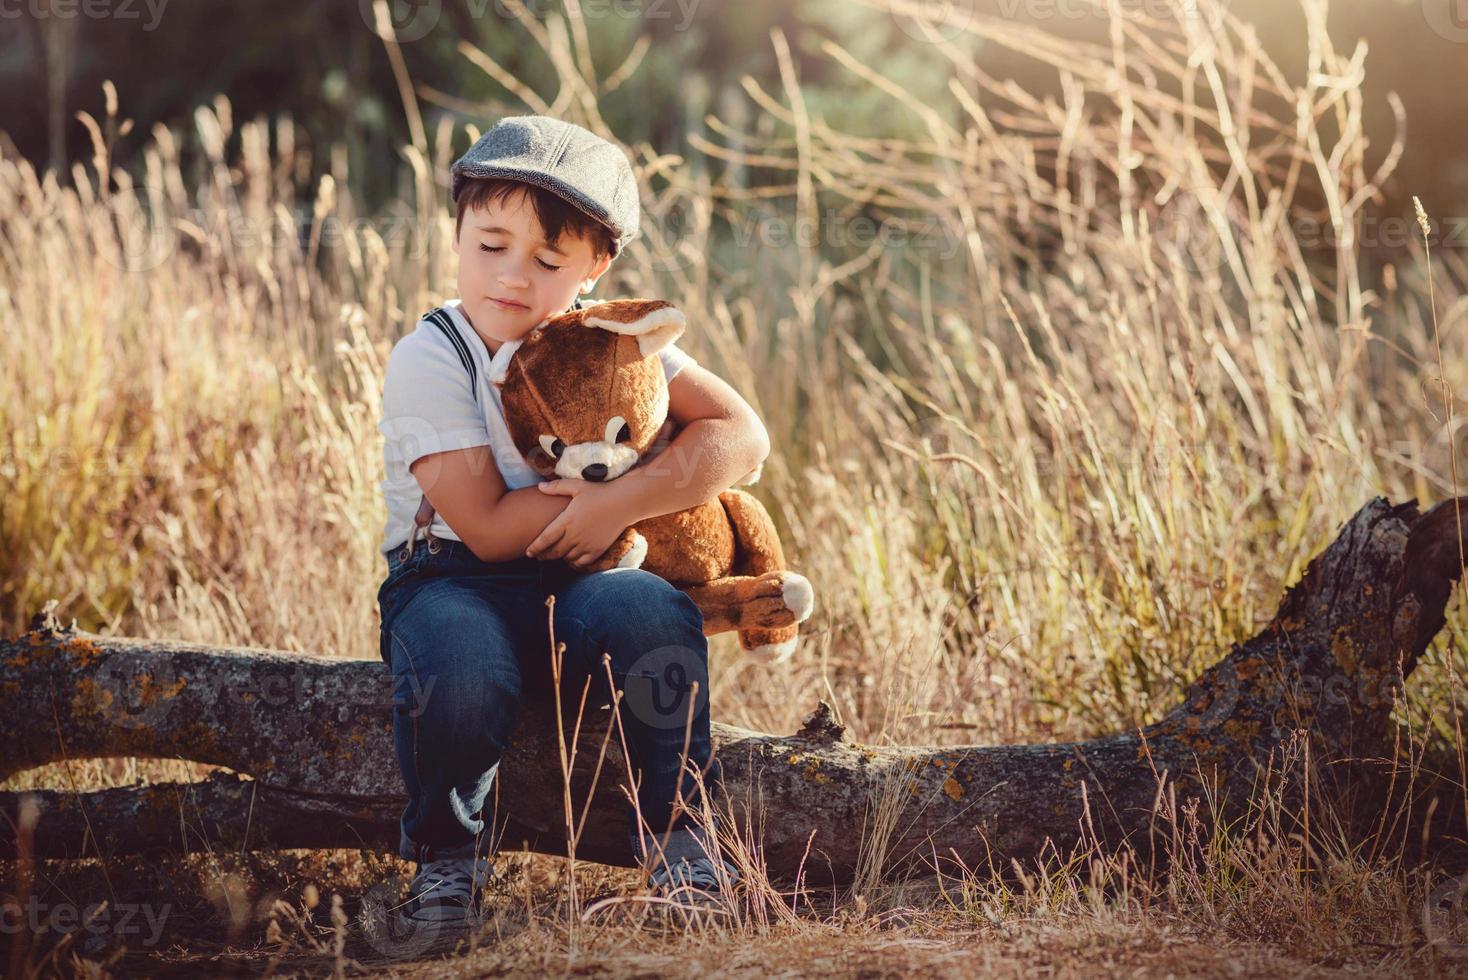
left=479, top=244, right=562, bottom=271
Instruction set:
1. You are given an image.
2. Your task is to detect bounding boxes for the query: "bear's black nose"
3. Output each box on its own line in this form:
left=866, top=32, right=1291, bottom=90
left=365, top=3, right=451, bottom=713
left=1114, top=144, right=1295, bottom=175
left=581, top=463, right=608, bottom=482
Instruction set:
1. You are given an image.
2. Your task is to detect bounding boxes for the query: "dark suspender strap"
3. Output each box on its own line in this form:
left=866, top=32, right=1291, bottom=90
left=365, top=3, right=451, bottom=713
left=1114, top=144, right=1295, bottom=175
left=422, top=307, right=478, bottom=404
left=406, top=306, right=481, bottom=556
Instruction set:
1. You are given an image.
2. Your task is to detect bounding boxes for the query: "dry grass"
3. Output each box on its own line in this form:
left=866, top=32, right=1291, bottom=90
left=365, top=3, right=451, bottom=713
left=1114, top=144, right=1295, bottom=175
left=3, top=0, right=1468, bottom=974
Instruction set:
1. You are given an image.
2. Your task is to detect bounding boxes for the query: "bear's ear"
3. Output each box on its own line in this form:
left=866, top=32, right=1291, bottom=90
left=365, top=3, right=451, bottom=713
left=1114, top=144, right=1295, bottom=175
left=487, top=337, right=524, bottom=386
left=583, top=300, right=685, bottom=357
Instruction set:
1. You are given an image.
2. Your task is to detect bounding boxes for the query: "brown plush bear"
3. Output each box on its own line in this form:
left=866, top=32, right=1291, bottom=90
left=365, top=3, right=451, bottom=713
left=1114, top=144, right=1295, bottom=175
left=489, top=298, right=814, bottom=662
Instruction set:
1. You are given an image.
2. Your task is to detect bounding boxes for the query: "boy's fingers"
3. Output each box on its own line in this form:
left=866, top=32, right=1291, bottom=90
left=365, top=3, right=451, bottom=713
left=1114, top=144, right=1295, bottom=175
left=560, top=541, right=598, bottom=564
left=542, top=533, right=577, bottom=560
left=539, top=479, right=586, bottom=496
left=574, top=543, right=611, bottom=567
left=527, top=523, right=566, bottom=557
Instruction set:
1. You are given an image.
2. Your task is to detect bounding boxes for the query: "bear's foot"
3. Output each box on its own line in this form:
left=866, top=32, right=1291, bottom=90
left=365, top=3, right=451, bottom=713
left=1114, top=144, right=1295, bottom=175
left=740, top=624, right=799, bottom=664
left=684, top=570, right=816, bottom=635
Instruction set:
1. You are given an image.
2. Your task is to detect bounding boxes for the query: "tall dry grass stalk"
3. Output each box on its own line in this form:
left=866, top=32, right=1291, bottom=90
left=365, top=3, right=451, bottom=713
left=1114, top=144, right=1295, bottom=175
left=3, top=0, right=1468, bottom=962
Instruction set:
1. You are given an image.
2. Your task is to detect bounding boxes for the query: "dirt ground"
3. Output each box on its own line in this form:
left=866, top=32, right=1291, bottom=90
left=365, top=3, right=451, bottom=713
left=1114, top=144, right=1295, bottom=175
left=6, top=849, right=1467, bottom=978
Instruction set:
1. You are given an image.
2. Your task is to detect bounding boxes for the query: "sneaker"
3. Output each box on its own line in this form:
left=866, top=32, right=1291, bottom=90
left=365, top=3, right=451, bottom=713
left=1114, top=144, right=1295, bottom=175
left=401, top=855, right=494, bottom=928
left=641, top=827, right=740, bottom=917
left=359, top=856, right=493, bottom=960
left=647, top=854, right=741, bottom=913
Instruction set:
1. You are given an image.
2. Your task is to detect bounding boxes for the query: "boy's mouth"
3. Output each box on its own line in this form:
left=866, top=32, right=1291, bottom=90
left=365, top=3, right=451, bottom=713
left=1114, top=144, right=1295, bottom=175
left=489, top=296, right=529, bottom=311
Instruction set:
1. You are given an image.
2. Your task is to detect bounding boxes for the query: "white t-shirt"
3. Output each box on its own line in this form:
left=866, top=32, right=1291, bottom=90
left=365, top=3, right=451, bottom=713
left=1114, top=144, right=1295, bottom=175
left=378, top=297, right=697, bottom=555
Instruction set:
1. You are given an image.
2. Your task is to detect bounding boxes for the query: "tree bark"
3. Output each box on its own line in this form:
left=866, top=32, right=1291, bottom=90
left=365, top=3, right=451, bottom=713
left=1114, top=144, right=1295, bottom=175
left=3, top=495, right=1465, bottom=885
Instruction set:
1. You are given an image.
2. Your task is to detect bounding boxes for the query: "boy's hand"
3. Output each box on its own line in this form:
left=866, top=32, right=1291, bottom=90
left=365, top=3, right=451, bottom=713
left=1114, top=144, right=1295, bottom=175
left=525, top=479, right=636, bottom=567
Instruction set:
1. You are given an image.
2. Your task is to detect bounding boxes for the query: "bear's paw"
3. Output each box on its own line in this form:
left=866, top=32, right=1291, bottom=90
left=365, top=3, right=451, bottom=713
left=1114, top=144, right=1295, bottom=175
left=780, top=572, right=815, bottom=623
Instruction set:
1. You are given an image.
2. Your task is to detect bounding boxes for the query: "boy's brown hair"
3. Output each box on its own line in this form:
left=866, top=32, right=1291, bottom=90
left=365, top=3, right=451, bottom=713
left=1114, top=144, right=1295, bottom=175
left=454, top=177, right=617, bottom=262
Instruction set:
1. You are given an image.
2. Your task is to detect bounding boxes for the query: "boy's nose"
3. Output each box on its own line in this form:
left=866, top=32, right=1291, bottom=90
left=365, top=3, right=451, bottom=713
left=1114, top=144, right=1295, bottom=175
left=581, top=463, right=608, bottom=482
left=498, top=265, right=531, bottom=288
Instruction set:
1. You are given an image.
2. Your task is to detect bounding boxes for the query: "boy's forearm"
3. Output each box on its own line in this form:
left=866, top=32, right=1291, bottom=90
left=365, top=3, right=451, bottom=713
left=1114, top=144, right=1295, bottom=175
left=466, top=486, right=570, bottom=562
left=608, top=417, right=768, bottom=524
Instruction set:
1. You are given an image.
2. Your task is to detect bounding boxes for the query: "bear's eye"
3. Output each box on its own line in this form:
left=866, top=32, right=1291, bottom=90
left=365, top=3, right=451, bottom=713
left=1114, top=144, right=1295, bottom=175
left=539, top=435, right=565, bottom=459
left=605, top=416, right=631, bottom=444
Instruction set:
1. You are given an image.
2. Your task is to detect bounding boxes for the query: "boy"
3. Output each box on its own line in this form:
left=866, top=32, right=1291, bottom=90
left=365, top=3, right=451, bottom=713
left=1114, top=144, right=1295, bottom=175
left=375, top=115, right=767, bottom=931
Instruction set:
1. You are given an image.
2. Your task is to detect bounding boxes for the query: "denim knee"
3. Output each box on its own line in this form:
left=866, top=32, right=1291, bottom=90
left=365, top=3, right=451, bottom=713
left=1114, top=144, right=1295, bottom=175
left=391, top=634, right=520, bottom=746
left=554, top=568, right=705, bottom=667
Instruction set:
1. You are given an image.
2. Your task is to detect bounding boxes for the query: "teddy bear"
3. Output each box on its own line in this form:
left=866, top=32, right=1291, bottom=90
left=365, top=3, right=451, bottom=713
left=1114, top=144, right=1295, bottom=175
left=488, top=298, right=815, bottom=662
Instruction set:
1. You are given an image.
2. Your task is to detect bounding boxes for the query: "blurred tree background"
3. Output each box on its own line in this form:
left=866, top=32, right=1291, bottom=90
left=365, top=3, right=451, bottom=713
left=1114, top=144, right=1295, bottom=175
left=2, top=0, right=1463, bottom=241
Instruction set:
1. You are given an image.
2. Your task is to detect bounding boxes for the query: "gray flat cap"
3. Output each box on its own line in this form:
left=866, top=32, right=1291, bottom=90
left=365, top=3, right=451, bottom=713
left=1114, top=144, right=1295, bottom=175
left=451, top=115, right=640, bottom=256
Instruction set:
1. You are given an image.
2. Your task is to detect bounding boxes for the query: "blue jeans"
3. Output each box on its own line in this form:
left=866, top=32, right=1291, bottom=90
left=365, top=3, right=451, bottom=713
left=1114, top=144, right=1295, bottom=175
left=376, top=536, right=723, bottom=864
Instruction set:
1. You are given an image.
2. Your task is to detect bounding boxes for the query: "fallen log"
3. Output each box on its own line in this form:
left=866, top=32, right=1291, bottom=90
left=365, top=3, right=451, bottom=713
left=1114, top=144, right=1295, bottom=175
left=2, top=495, right=1465, bottom=884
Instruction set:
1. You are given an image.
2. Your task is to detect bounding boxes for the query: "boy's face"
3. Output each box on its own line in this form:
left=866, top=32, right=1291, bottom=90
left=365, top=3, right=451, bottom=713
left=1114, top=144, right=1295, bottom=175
left=454, top=188, right=613, bottom=352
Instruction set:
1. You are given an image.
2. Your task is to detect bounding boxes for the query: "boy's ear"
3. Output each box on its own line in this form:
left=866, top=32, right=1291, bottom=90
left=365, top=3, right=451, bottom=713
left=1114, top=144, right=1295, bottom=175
left=584, top=300, right=685, bottom=357
left=583, top=252, right=613, bottom=290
